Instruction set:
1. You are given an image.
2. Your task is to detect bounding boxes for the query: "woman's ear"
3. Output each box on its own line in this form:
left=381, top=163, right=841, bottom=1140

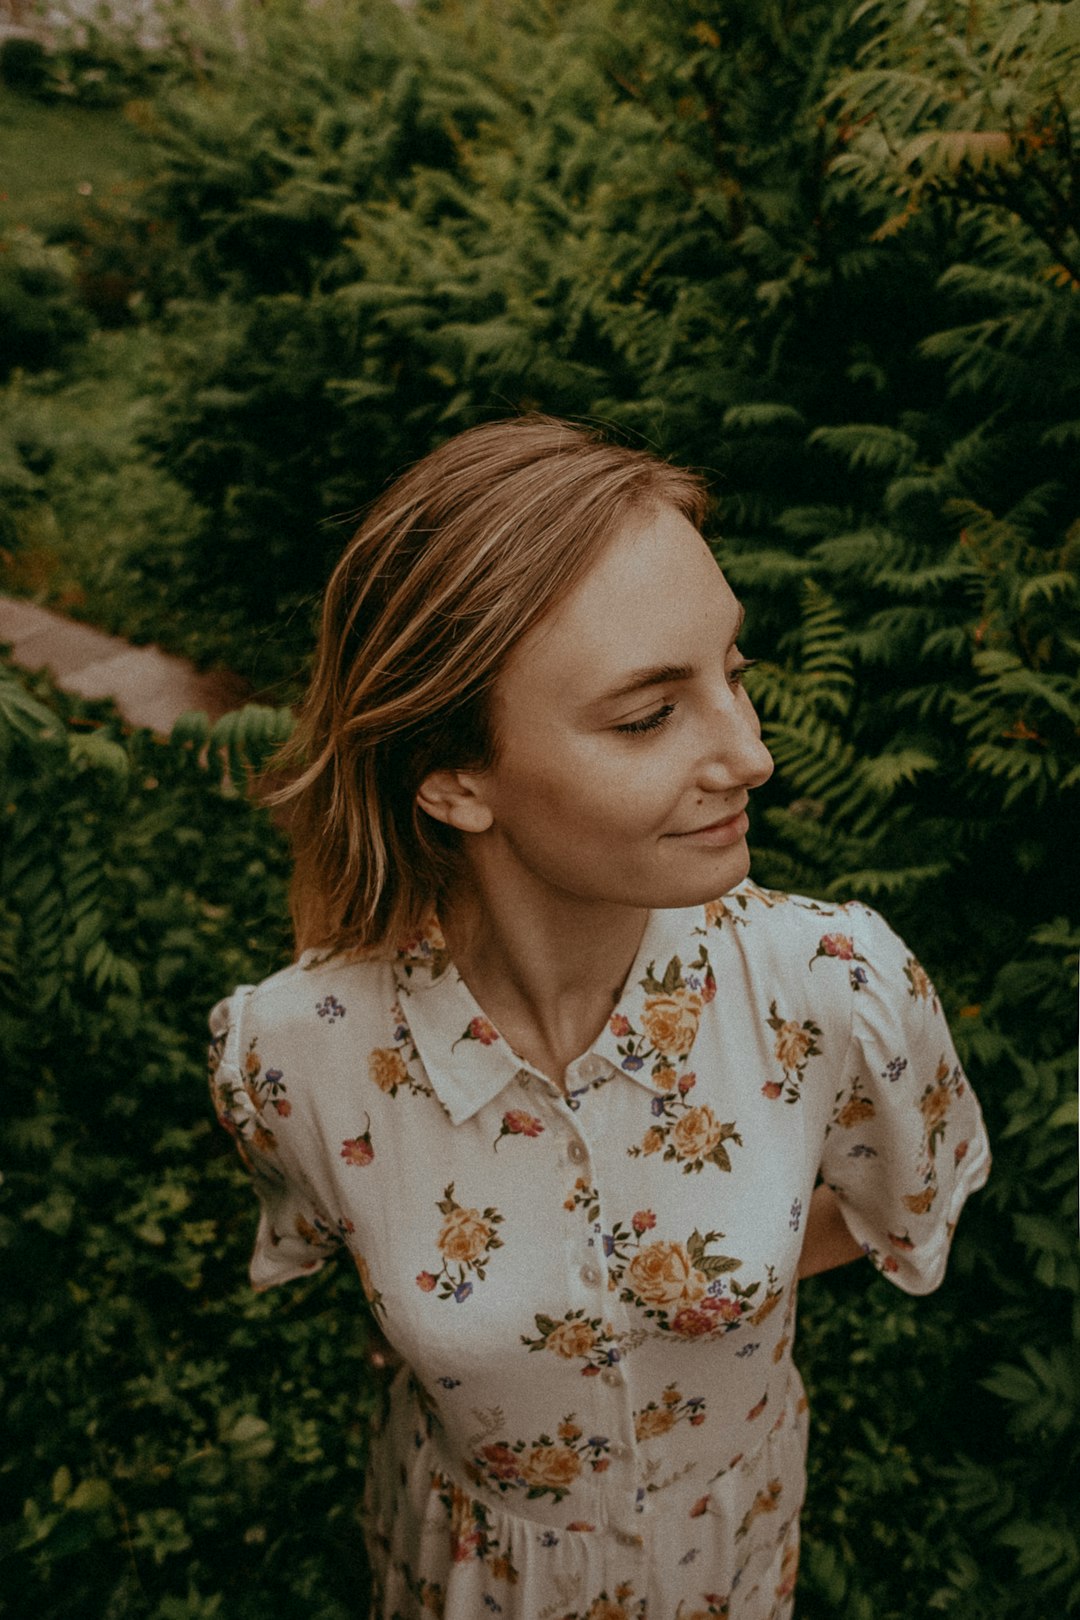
left=415, top=769, right=494, bottom=834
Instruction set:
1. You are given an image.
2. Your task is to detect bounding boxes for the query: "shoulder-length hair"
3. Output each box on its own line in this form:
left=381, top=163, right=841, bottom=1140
left=266, top=415, right=709, bottom=957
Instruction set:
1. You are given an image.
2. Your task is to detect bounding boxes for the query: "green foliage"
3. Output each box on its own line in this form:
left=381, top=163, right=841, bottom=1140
left=2, top=0, right=1078, bottom=1614
left=0, top=227, right=91, bottom=381
left=0, top=667, right=383, bottom=1618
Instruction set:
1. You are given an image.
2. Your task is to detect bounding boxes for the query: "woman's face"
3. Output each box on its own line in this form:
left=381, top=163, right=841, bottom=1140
left=457, top=502, right=775, bottom=911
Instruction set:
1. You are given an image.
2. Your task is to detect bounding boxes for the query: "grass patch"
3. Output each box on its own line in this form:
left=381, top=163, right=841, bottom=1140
left=1, top=327, right=307, bottom=697
left=0, top=84, right=152, bottom=239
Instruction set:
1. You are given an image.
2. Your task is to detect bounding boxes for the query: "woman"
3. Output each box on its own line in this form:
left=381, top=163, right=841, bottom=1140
left=208, top=416, right=990, bottom=1620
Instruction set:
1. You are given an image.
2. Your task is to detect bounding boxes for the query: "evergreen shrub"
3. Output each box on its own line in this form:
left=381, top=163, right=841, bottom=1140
left=0, top=228, right=91, bottom=381
left=0, top=667, right=382, bottom=1619
left=1, top=0, right=1078, bottom=1614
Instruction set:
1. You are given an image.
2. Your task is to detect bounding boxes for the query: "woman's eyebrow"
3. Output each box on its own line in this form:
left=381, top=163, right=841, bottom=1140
left=595, top=661, right=695, bottom=706
left=588, top=602, right=746, bottom=708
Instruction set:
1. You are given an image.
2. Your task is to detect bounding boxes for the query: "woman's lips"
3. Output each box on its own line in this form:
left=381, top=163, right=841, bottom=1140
left=672, top=809, right=750, bottom=845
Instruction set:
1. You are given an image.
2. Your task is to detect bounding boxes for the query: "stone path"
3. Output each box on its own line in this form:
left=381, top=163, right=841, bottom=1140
left=0, top=594, right=252, bottom=733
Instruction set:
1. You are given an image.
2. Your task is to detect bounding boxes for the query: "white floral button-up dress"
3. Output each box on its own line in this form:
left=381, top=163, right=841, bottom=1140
left=207, top=879, right=990, bottom=1620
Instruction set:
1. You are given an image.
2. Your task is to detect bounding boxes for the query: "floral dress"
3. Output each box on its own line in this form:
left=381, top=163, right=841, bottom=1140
left=207, top=879, right=990, bottom=1620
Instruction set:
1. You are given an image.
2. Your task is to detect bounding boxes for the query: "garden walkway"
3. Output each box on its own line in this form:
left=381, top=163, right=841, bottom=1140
left=0, top=594, right=251, bottom=733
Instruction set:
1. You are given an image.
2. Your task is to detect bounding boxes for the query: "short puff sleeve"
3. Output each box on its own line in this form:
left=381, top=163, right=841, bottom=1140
left=819, top=905, right=991, bottom=1296
left=208, top=989, right=342, bottom=1291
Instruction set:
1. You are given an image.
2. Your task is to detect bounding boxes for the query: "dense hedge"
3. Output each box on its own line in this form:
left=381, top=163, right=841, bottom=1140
left=0, top=674, right=387, bottom=1619
left=1, top=0, right=1078, bottom=1616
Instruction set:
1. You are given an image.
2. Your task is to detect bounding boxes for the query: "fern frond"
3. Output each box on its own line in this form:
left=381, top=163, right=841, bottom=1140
left=821, top=861, right=950, bottom=901
left=721, top=402, right=807, bottom=433
left=170, top=704, right=296, bottom=788
left=799, top=580, right=855, bottom=718
left=809, top=423, right=920, bottom=475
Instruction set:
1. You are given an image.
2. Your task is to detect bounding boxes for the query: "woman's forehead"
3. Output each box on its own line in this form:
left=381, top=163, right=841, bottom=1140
left=499, top=507, right=737, bottom=703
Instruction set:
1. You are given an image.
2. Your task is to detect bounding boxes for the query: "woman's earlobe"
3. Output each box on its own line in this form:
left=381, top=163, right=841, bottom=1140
left=415, top=770, right=494, bottom=834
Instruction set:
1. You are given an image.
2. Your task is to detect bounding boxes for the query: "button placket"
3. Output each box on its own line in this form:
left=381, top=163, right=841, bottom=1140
left=557, top=1098, right=640, bottom=1503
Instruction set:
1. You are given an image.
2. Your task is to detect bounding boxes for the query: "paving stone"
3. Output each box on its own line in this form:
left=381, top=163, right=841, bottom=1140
left=0, top=595, right=254, bottom=733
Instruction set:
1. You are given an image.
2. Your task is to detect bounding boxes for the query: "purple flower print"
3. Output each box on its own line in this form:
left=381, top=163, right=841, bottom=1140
left=316, top=995, right=346, bottom=1023
left=453, top=1282, right=473, bottom=1303
left=602, top=1233, right=615, bottom=1257
left=789, top=1198, right=802, bottom=1232
left=623, top=1055, right=645, bottom=1072
left=650, top=1094, right=666, bottom=1116
left=883, top=1056, right=908, bottom=1083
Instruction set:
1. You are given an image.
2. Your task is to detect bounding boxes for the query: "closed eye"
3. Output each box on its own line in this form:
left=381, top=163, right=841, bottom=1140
left=612, top=660, right=756, bottom=738
left=614, top=704, right=676, bottom=736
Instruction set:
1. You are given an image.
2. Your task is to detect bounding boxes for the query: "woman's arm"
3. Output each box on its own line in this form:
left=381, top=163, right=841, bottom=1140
left=797, top=1183, right=865, bottom=1280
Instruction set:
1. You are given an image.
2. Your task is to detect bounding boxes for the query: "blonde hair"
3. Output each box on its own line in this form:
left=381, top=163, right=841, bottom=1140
left=267, top=415, right=709, bottom=956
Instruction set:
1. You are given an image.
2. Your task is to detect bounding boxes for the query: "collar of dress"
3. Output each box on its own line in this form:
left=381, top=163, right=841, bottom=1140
left=389, top=902, right=720, bottom=1126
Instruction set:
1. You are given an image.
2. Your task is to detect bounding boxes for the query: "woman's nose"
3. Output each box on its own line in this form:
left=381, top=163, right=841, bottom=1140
left=699, top=700, right=774, bottom=792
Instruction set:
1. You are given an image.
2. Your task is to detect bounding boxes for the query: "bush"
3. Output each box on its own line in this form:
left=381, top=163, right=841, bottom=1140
left=0, top=668, right=389, bottom=1619
left=2, top=0, right=1077, bottom=1613
left=0, top=228, right=91, bottom=380
left=0, top=38, right=51, bottom=96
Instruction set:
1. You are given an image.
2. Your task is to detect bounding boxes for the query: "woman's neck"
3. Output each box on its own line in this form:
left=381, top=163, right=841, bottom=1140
left=438, top=858, right=649, bottom=1084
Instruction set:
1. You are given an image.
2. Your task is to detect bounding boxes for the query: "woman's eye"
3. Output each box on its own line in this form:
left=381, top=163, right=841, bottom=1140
left=729, top=658, right=757, bottom=687
left=615, top=704, right=676, bottom=736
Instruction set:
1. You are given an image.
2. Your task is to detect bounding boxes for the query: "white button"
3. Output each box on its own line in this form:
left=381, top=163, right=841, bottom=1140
left=602, top=1368, right=623, bottom=1387
left=610, top=1442, right=631, bottom=1462
left=567, top=1140, right=587, bottom=1165
left=581, top=1057, right=604, bottom=1079
left=580, top=1263, right=602, bottom=1287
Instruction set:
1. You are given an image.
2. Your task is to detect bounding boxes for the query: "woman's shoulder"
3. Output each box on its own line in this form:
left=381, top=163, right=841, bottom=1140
left=708, top=876, right=872, bottom=940
left=703, top=877, right=903, bottom=984
left=212, top=947, right=397, bottom=1050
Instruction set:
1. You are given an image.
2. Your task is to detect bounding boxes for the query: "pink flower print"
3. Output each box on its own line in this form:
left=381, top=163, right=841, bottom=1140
left=340, top=1134, right=374, bottom=1167
left=632, top=1209, right=657, bottom=1234
left=416, top=1271, right=438, bottom=1292
left=478, top=1442, right=520, bottom=1483
left=746, top=1391, right=768, bottom=1422
left=451, top=1014, right=501, bottom=1054
left=451, top=1527, right=483, bottom=1563
left=609, top=1013, right=632, bottom=1037
left=272, top=1098, right=292, bottom=1117
left=702, top=1295, right=742, bottom=1323
left=701, top=967, right=717, bottom=1004
left=762, top=1081, right=783, bottom=1100
left=820, top=932, right=855, bottom=960
left=672, top=1307, right=719, bottom=1337
left=955, top=1139, right=969, bottom=1164
left=677, top=1072, right=696, bottom=1095
left=494, top=1109, right=545, bottom=1150
left=504, top=1110, right=543, bottom=1137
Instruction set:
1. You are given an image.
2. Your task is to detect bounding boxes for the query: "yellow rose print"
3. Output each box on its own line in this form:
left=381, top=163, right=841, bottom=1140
left=368, top=1047, right=408, bottom=1094
left=764, top=1000, right=823, bottom=1102
left=420, top=1183, right=504, bottom=1302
